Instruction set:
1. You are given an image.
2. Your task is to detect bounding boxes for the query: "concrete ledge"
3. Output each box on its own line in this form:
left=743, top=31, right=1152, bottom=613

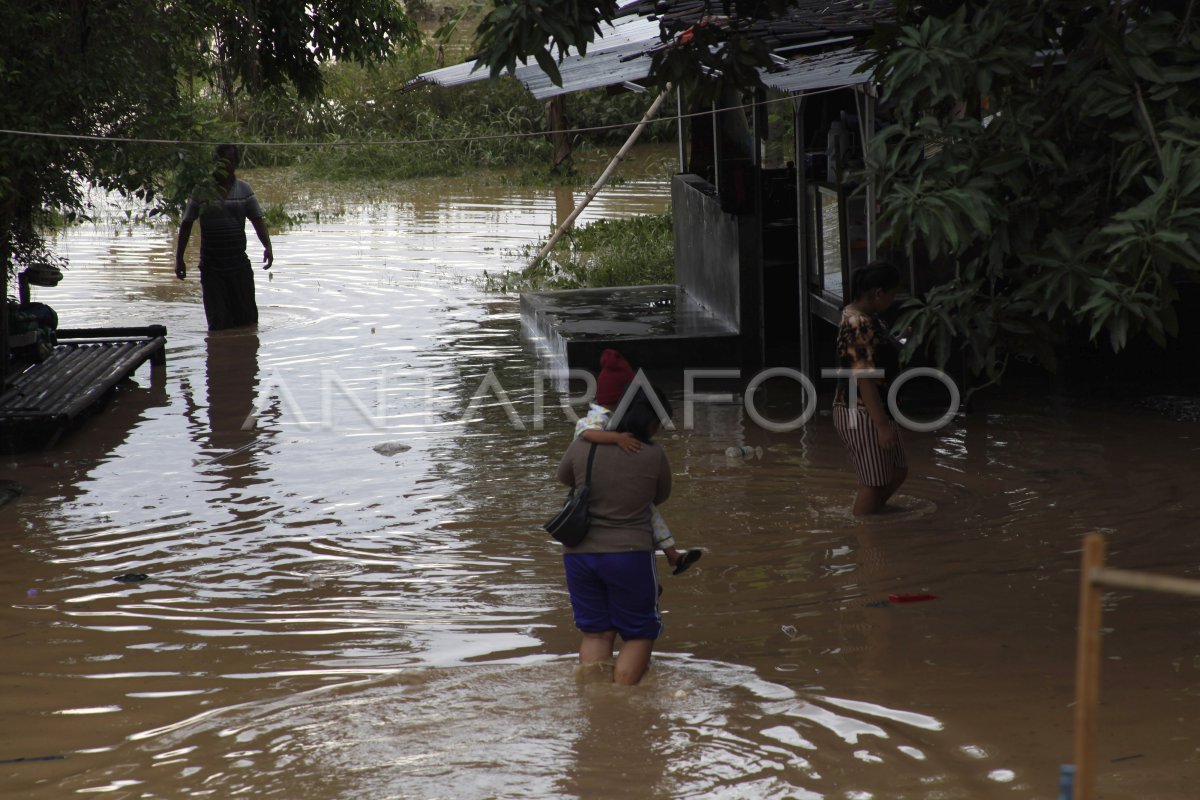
left=520, top=284, right=740, bottom=371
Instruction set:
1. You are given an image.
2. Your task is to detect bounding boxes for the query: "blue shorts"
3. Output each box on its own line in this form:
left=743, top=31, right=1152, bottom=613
left=564, top=552, right=662, bottom=641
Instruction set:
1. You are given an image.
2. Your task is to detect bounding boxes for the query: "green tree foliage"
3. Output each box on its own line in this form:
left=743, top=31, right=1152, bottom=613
left=474, top=0, right=621, bottom=84
left=472, top=0, right=791, bottom=105
left=197, top=0, right=417, bottom=104
left=1, top=1, right=192, bottom=273
left=864, top=1, right=1200, bottom=383
left=0, top=0, right=417, bottom=281
left=649, top=19, right=774, bottom=107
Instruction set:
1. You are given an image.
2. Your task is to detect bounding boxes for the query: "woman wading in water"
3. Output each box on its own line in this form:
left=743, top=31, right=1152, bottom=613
left=832, top=261, right=908, bottom=516
left=555, top=387, right=674, bottom=685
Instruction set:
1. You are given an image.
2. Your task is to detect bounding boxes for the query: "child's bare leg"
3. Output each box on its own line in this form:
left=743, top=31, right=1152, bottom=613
left=579, top=630, right=616, bottom=665
left=613, top=638, right=654, bottom=685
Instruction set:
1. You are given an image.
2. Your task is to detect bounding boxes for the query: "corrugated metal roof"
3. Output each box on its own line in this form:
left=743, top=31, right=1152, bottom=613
left=520, top=43, right=655, bottom=101
left=567, top=12, right=662, bottom=51
left=409, top=60, right=489, bottom=92
left=760, top=46, right=870, bottom=94
left=409, top=3, right=887, bottom=98
left=407, top=14, right=660, bottom=95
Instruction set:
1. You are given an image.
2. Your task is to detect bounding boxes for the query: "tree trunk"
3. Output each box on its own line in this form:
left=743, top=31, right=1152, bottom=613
left=545, top=96, right=572, bottom=174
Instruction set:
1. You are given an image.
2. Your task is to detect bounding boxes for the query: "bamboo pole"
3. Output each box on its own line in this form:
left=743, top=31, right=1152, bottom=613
left=1073, top=532, right=1107, bottom=800
left=1092, top=567, right=1200, bottom=599
left=531, top=85, right=672, bottom=266
left=1067, top=534, right=1200, bottom=799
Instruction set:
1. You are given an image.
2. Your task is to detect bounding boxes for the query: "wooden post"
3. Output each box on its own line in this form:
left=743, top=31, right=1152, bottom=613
left=712, top=99, right=721, bottom=194
left=545, top=96, right=572, bottom=174
left=676, top=85, right=686, bottom=173
left=794, top=95, right=812, bottom=382
left=1073, top=532, right=1107, bottom=800
left=531, top=86, right=671, bottom=266
left=1065, top=535, right=1200, bottom=798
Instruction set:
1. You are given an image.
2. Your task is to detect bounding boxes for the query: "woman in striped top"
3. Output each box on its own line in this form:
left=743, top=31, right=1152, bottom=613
left=832, top=261, right=907, bottom=516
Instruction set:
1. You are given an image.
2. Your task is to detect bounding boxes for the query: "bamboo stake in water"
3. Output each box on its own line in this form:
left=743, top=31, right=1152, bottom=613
left=532, top=85, right=672, bottom=266
left=1073, top=532, right=1106, bottom=800
left=1092, top=567, right=1200, bottom=599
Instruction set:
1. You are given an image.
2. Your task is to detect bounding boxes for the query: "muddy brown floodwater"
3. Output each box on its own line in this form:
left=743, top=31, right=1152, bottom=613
left=2, top=153, right=1199, bottom=799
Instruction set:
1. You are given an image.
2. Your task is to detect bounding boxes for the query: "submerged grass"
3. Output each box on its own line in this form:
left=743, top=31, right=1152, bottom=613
left=261, top=204, right=309, bottom=231
left=485, top=212, right=674, bottom=293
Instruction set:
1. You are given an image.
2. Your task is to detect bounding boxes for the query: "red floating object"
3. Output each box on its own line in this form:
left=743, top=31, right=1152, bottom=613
left=888, top=593, right=937, bottom=603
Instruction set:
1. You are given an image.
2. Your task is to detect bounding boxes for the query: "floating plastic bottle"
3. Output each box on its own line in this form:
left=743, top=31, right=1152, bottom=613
left=724, top=445, right=763, bottom=459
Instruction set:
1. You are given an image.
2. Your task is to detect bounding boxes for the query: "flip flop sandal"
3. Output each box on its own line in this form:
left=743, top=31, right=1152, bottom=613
left=672, top=548, right=703, bottom=576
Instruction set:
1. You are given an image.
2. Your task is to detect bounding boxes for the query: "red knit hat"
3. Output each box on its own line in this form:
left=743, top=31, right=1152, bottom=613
left=595, top=349, right=635, bottom=408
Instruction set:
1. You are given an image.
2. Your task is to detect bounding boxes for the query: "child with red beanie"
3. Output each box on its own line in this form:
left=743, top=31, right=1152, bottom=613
left=574, top=349, right=702, bottom=575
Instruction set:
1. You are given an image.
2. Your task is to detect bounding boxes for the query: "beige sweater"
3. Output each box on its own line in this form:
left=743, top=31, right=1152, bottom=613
left=555, top=438, right=672, bottom=554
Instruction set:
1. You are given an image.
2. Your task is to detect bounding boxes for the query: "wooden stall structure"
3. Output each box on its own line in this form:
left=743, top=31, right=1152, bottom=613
left=1070, top=532, right=1200, bottom=800
left=0, top=326, right=167, bottom=451
left=411, top=2, right=896, bottom=375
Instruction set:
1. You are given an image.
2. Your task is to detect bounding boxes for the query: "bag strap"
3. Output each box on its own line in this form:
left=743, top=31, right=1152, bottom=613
left=583, top=443, right=598, bottom=487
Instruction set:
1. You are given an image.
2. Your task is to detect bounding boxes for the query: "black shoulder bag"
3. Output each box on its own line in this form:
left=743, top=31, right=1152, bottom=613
left=543, top=443, right=598, bottom=547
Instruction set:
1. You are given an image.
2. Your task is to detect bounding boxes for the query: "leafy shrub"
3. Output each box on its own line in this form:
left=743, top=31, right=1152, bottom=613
left=486, top=212, right=674, bottom=292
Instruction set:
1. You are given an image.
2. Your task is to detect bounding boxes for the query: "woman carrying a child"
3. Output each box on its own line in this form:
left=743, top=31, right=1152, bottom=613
left=577, top=349, right=701, bottom=574
left=555, top=385, right=674, bottom=685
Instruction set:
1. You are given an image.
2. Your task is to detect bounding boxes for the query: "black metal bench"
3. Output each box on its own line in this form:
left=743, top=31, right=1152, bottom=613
left=0, top=325, right=167, bottom=449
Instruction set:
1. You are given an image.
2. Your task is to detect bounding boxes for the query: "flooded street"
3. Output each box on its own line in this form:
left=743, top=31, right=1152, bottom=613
left=2, top=153, right=1199, bottom=799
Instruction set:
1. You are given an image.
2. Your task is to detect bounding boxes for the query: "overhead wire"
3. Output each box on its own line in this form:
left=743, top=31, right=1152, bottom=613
left=0, top=82, right=857, bottom=150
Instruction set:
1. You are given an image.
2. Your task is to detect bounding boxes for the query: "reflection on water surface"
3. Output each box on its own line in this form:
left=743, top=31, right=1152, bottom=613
left=2, top=161, right=1199, bottom=799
